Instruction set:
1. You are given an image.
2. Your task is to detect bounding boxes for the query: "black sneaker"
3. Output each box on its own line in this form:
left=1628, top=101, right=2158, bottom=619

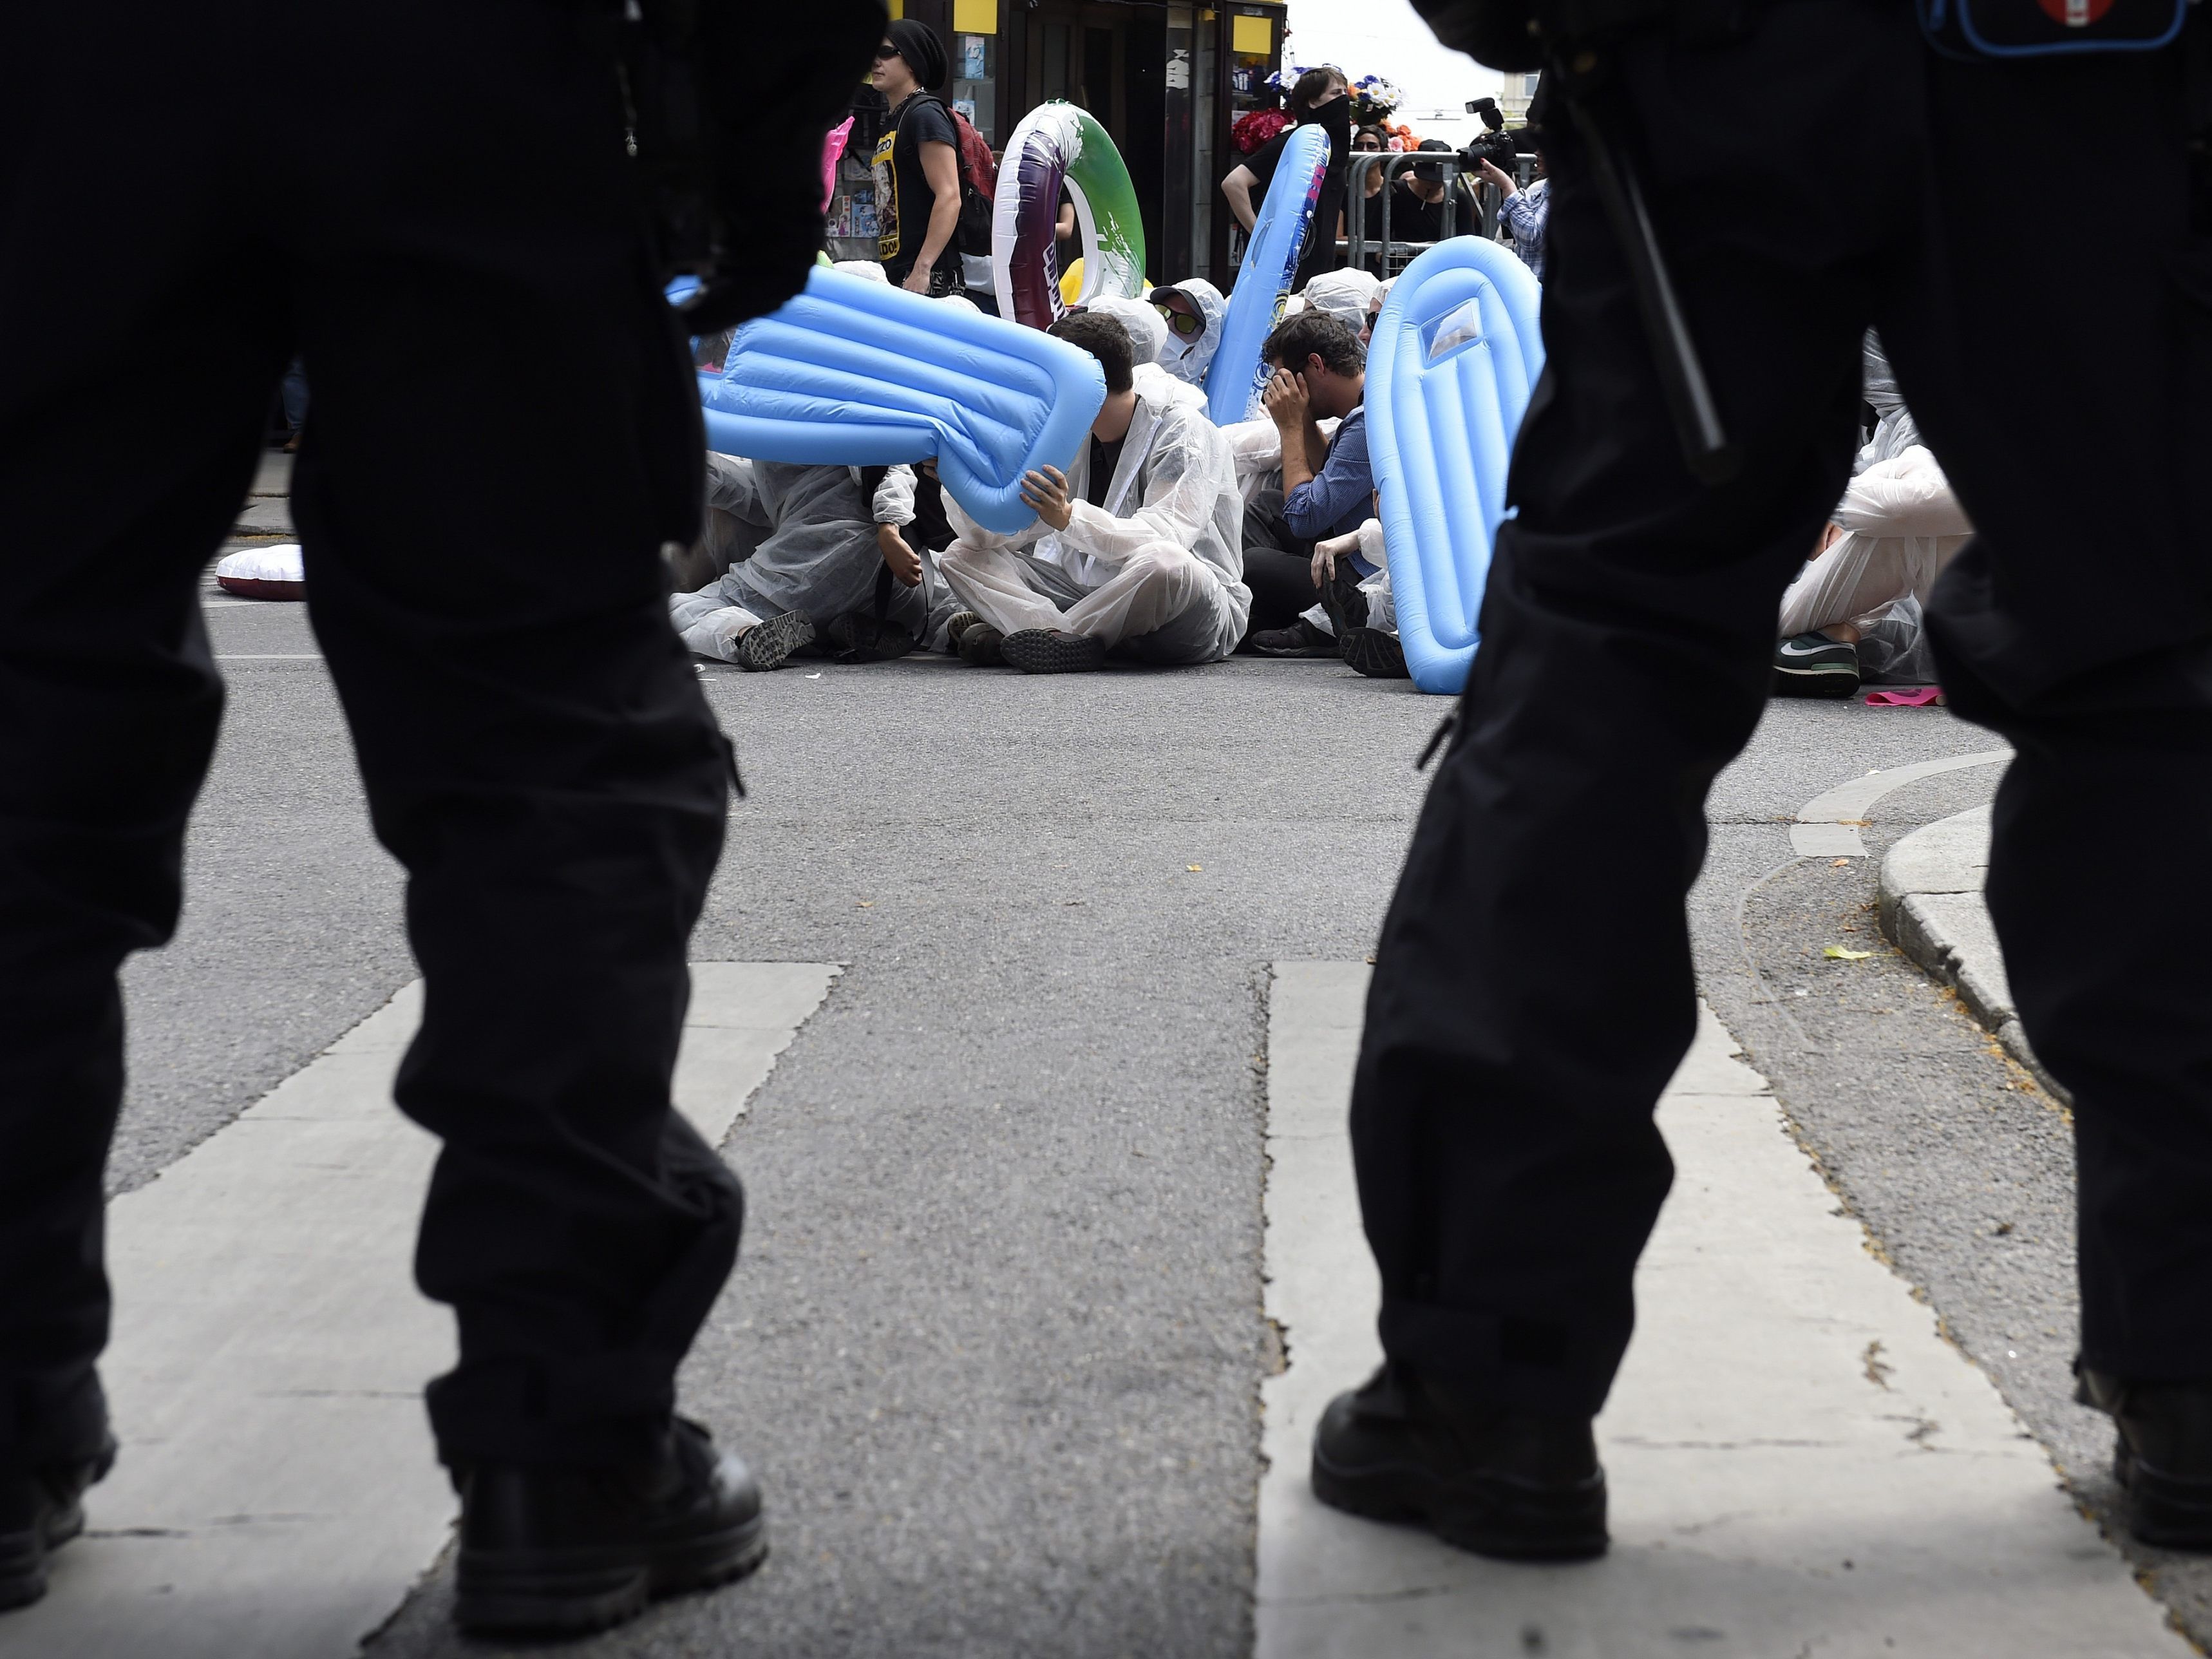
left=2078, top=1369, right=2212, bottom=1549
left=1, top=1439, right=115, bottom=1612
left=1247, top=616, right=1338, bottom=658
left=1001, top=628, right=1106, bottom=674
left=452, top=1417, right=767, bottom=1637
left=1310, top=1365, right=1607, bottom=1561
left=1772, top=631, right=1861, bottom=697
left=733, top=610, right=815, bottom=672
left=1319, top=562, right=1370, bottom=635
left=955, top=618, right=1006, bottom=666
left=1340, top=627, right=1409, bottom=680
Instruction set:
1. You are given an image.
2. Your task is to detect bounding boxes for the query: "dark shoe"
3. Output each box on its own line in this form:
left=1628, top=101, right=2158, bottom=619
left=1, top=1439, right=115, bottom=1612
left=733, top=610, right=815, bottom=672
left=1001, top=627, right=1106, bottom=674
left=1248, top=616, right=1338, bottom=659
left=1772, top=631, right=1862, bottom=697
left=453, top=1418, right=766, bottom=1638
left=1319, top=561, right=1370, bottom=635
left=1310, top=1365, right=1607, bottom=1561
left=954, top=616, right=1006, bottom=665
left=821, top=612, right=914, bottom=665
left=1340, top=627, right=1410, bottom=680
left=2078, top=1370, right=2212, bottom=1549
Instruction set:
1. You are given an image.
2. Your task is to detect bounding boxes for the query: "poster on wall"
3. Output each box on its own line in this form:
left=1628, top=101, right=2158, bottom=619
left=961, top=35, right=988, bottom=79
left=953, top=98, right=977, bottom=123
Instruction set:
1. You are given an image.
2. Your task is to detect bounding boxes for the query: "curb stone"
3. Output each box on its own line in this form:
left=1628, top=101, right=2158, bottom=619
left=1876, top=804, right=2071, bottom=1105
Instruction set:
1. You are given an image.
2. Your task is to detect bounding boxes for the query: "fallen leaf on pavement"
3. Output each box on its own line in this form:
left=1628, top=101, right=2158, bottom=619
left=1186, top=865, right=1203, bottom=873
left=1824, top=945, right=1873, bottom=960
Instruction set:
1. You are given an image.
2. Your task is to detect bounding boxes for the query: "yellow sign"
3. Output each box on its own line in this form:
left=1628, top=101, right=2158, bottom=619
left=1231, top=12, right=1272, bottom=53
left=953, top=0, right=997, bottom=34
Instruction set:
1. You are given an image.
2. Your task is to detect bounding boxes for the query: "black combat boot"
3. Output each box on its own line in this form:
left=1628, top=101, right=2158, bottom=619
left=1311, top=1364, right=1607, bottom=1560
left=451, top=1417, right=766, bottom=1637
left=0, top=1439, right=115, bottom=1611
left=2077, top=1369, right=2212, bottom=1549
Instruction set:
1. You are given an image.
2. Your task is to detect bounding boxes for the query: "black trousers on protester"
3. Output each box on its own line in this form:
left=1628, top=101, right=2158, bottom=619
left=0, top=3, right=741, bottom=1474
left=1355, top=0, right=2212, bottom=1416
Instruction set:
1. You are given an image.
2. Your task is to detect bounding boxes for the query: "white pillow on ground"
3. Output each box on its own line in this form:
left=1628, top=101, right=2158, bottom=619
left=214, top=543, right=305, bottom=600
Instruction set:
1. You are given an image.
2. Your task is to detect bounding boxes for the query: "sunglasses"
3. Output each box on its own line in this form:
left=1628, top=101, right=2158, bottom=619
left=1153, top=301, right=1204, bottom=338
left=874, top=43, right=900, bottom=61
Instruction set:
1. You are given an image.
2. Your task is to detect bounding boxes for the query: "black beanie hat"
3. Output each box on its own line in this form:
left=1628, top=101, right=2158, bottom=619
left=885, top=19, right=948, bottom=92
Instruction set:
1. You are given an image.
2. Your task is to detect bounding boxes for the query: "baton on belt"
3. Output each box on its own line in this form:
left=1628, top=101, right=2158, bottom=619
left=1554, top=66, right=1741, bottom=485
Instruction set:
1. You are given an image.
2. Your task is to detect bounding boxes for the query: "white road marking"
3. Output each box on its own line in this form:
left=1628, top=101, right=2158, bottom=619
left=1256, top=962, right=2186, bottom=1658
left=1791, top=749, right=2010, bottom=856
left=213, top=654, right=324, bottom=661
left=5, top=962, right=836, bottom=1659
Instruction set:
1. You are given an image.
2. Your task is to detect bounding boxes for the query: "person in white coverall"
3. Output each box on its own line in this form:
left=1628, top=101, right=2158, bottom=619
left=1084, top=295, right=1208, bottom=415
left=940, top=310, right=1249, bottom=674
left=1772, top=332, right=1973, bottom=696
left=668, top=456, right=956, bottom=670
left=1147, top=278, right=1227, bottom=387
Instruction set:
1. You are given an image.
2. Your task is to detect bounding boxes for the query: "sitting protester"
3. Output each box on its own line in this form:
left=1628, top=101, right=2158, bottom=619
left=1149, top=279, right=1227, bottom=388
left=1307, top=515, right=1408, bottom=679
left=1301, top=267, right=1381, bottom=341
left=669, top=455, right=956, bottom=670
left=1773, top=334, right=1972, bottom=697
left=1086, top=295, right=1207, bottom=415
left=1239, top=312, right=1377, bottom=652
left=938, top=311, right=1249, bottom=674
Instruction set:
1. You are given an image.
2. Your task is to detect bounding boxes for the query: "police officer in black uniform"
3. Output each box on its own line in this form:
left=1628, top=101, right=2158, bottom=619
left=0, top=0, right=877, bottom=1636
left=1310, top=0, right=2212, bottom=1559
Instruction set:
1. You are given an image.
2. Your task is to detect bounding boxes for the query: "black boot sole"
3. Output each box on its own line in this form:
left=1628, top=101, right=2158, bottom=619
left=1770, top=665, right=1861, bottom=699
left=0, top=1492, right=86, bottom=1611
left=1001, top=629, right=1106, bottom=674
left=453, top=1512, right=768, bottom=1637
left=1312, top=1450, right=1608, bottom=1561
left=1340, top=628, right=1409, bottom=680
left=2116, top=1437, right=2212, bottom=1550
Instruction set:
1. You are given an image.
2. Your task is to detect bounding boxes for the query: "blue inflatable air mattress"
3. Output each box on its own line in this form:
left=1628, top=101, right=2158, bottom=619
left=694, top=268, right=1107, bottom=534
left=1205, top=123, right=1330, bottom=425
left=1366, top=237, right=1544, bottom=695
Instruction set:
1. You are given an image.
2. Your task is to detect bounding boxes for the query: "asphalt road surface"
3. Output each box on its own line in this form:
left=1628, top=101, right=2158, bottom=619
left=46, top=572, right=2198, bottom=1656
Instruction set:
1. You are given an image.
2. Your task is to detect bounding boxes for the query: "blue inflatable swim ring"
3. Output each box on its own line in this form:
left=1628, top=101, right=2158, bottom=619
left=691, top=267, right=1106, bottom=535
left=1205, top=123, right=1329, bottom=425
left=1366, top=237, right=1545, bottom=695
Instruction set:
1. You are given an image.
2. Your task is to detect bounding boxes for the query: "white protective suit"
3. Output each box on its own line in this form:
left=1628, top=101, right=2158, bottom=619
left=1300, top=267, right=1380, bottom=335
left=1088, top=295, right=1209, bottom=415
left=1777, top=334, right=1971, bottom=652
left=939, top=379, right=1250, bottom=663
left=1156, top=278, right=1227, bottom=387
left=670, top=456, right=958, bottom=659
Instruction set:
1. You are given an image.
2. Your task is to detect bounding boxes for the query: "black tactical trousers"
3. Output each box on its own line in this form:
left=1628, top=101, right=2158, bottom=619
left=0, top=0, right=740, bottom=1472
left=1355, top=0, right=2212, bottom=1416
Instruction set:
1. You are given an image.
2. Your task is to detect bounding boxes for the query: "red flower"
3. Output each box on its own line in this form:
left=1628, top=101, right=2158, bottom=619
left=1231, top=108, right=1292, bottom=155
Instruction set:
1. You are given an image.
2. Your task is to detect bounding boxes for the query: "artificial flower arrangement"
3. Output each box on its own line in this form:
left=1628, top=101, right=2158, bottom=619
left=1231, top=107, right=1291, bottom=155
left=1348, top=74, right=1403, bottom=122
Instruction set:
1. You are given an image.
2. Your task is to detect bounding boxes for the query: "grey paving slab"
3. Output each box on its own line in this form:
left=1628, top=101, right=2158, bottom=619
left=5, top=969, right=833, bottom=1659
left=1256, top=974, right=2184, bottom=1659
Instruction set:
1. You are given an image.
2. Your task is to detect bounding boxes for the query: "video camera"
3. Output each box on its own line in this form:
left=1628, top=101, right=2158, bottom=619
left=1460, top=97, right=1521, bottom=176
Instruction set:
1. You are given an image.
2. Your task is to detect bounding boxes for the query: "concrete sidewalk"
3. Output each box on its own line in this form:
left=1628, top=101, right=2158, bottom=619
left=1876, top=806, right=2067, bottom=1101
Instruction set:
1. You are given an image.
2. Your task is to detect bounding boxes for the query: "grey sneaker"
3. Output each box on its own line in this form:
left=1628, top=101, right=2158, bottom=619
left=1772, top=631, right=1860, bottom=697
left=733, top=610, right=815, bottom=672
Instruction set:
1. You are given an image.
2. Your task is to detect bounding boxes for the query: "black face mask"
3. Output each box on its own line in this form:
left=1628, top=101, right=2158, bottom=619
left=1306, top=94, right=1353, bottom=151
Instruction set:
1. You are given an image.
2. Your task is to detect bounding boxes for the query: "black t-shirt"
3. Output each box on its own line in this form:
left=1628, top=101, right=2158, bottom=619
left=872, top=94, right=959, bottom=278
left=1239, top=119, right=1348, bottom=287
left=1363, top=176, right=1478, bottom=252
left=1086, top=435, right=1126, bottom=508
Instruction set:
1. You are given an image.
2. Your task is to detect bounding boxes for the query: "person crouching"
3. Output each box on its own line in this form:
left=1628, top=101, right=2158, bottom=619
left=939, top=312, right=1250, bottom=674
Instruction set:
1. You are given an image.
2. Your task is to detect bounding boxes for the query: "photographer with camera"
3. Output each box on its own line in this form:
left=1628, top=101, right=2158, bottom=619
left=1465, top=97, right=1548, bottom=279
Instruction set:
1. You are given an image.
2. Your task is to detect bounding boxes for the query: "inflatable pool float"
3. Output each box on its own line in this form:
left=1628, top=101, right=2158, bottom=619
left=214, top=542, right=305, bottom=600
left=700, top=265, right=1106, bottom=535
left=1205, top=122, right=1328, bottom=424
left=1366, top=236, right=1544, bottom=695
left=992, top=102, right=1147, bottom=328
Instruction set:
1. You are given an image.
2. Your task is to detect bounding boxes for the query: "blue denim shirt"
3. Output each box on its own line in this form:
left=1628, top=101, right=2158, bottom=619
left=1281, top=403, right=1372, bottom=545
